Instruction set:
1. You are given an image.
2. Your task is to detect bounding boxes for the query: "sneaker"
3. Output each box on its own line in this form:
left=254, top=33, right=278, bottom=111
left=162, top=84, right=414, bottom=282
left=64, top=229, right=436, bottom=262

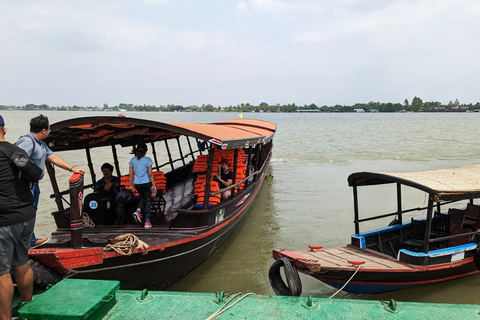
left=132, top=210, right=142, bottom=224
left=144, top=221, right=152, bottom=229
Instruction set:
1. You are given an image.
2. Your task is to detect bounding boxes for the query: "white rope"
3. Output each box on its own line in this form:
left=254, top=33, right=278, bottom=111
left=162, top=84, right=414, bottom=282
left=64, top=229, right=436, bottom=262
left=329, top=264, right=361, bottom=299
left=104, top=233, right=149, bottom=256
left=206, top=292, right=256, bottom=320
left=82, top=212, right=95, bottom=228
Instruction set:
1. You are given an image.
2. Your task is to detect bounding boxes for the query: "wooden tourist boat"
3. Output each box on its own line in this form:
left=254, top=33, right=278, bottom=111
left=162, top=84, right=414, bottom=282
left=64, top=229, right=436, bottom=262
left=28, top=116, right=276, bottom=290
left=270, top=165, right=480, bottom=294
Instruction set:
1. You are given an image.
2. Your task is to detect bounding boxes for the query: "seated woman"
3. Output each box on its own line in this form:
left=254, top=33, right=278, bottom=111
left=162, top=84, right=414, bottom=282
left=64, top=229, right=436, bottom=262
left=216, top=158, right=233, bottom=200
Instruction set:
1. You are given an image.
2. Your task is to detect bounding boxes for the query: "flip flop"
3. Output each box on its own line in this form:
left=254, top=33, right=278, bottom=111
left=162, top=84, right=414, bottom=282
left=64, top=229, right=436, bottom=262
left=31, top=237, right=50, bottom=249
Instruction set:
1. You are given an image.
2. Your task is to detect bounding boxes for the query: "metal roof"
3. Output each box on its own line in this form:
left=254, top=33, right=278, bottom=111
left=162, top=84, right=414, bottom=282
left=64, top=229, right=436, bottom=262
left=348, top=164, right=480, bottom=201
left=45, top=116, right=276, bottom=151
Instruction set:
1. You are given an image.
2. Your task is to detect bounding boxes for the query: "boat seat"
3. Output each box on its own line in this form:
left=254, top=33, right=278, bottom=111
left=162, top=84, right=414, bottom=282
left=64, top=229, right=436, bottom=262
left=448, top=227, right=471, bottom=247
left=431, top=212, right=450, bottom=239
left=403, top=219, right=426, bottom=252
left=448, top=208, right=466, bottom=229
left=463, top=203, right=480, bottom=230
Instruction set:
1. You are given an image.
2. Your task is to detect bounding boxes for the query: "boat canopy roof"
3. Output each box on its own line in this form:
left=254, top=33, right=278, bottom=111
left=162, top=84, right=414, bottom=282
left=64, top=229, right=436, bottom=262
left=45, top=116, right=276, bottom=152
left=348, top=164, right=480, bottom=202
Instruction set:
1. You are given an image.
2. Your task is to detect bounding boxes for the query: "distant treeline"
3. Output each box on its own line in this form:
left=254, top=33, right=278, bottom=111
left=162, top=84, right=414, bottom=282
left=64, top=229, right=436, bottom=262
left=1, top=97, right=479, bottom=113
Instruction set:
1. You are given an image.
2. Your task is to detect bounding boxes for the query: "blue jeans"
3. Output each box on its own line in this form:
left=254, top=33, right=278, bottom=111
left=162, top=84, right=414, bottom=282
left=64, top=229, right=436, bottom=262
left=30, top=183, right=40, bottom=245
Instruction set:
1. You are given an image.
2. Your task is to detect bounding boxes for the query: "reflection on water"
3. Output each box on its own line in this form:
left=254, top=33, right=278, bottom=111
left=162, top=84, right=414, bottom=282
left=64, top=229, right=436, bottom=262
left=3, top=111, right=480, bottom=303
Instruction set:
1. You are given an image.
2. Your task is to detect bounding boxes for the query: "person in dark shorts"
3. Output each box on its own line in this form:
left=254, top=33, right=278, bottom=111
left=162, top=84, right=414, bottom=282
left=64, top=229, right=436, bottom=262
left=0, top=115, right=36, bottom=319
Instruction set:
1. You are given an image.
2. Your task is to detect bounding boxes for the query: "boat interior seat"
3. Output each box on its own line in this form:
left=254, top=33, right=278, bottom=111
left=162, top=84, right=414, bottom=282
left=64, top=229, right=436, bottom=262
left=448, top=208, right=466, bottom=229
left=463, top=203, right=480, bottom=230
left=448, top=227, right=471, bottom=247
left=431, top=211, right=450, bottom=239
left=403, top=218, right=426, bottom=252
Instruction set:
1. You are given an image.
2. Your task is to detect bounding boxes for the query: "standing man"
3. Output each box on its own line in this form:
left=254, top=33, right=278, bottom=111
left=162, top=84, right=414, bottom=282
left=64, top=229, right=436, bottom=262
left=16, top=114, right=85, bottom=248
left=0, top=115, right=36, bottom=319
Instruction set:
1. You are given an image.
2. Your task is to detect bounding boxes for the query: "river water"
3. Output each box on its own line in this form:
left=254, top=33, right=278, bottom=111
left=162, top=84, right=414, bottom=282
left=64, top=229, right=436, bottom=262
left=2, top=110, right=480, bottom=304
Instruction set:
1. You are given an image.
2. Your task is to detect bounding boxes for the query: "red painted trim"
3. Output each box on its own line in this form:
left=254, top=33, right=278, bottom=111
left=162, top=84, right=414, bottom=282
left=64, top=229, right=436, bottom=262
left=325, top=269, right=479, bottom=287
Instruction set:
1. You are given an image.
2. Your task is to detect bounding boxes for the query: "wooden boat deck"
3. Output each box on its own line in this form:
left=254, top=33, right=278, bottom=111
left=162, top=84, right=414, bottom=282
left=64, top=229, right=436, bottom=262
left=283, top=246, right=414, bottom=271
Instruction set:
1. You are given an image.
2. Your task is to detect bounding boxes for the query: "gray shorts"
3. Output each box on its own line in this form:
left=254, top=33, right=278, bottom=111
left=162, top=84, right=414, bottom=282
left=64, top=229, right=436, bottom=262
left=0, top=218, right=35, bottom=275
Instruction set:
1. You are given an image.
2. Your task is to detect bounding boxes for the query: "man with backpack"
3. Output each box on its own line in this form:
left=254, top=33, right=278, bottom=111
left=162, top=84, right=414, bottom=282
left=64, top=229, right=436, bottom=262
left=16, top=114, right=85, bottom=248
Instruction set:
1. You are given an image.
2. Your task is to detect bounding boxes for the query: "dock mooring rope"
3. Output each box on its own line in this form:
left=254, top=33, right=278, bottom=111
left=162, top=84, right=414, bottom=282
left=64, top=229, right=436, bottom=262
left=328, top=264, right=362, bottom=299
left=206, top=292, right=256, bottom=320
left=104, top=233, right=149, bottom=255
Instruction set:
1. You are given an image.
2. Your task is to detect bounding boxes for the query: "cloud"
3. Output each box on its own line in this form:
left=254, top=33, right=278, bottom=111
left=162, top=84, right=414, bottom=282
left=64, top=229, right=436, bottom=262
left=1, top=1, right=480, bottom=106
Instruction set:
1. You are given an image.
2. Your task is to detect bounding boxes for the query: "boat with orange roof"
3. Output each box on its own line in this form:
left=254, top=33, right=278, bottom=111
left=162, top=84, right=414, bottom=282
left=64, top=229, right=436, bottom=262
left=28, top=116, right=276, bottom=290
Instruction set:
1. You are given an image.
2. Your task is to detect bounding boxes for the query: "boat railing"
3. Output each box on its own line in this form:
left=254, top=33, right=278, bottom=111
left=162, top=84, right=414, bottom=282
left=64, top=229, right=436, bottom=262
left=428, top=230, right=479, bottom=244
left=356, top=199, right=463, bottom=224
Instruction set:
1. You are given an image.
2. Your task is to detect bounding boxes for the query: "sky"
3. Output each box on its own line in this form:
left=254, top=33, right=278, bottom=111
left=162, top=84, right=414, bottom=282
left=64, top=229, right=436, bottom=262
left=1, top=0, right=479, bottom=107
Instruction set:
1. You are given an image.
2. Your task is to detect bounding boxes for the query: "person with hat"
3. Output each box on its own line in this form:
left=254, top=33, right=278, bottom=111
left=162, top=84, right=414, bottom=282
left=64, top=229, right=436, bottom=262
left=0, top=115, right=36, bottom=319
left=216, top=158, right=233, bottom=200
left=16, top=114, right=85, bottom=248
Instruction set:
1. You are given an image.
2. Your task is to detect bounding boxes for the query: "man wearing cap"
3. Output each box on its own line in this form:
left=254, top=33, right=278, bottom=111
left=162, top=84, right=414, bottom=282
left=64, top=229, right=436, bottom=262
left=16, top=114, right=85, bottom=248
left=0, top=115, right=35, bottom=319
left=216, top=158, right=233, bottom=200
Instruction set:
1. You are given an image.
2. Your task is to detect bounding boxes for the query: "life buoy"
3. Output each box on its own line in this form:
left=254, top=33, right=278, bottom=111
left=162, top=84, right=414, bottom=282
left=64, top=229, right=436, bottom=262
left=28, top=259, right=62, bottom=288
left=474, top=243, right=480, bottom=271
left=268, top=257, right=302, bottom=296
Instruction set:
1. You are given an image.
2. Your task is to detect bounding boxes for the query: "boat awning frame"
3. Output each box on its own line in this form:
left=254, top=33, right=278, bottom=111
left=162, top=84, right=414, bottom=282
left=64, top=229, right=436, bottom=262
left=348, top=164, right=480, bottom=202
left=44, top=116, right=276, bottom=152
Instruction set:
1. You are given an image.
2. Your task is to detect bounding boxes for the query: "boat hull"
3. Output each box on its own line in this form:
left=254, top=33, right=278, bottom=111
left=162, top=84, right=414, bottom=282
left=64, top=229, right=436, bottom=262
left=314, top=262, right=479, bottom=294
left=273, top=245, right=480, bottom=294
left=30, top=164, right=269, bottom=290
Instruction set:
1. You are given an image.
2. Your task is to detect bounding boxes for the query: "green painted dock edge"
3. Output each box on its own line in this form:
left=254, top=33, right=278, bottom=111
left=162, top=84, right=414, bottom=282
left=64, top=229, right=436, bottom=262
left=17, top=279, right=480, bottom=320
left=106, top=290, right=480, bottom=320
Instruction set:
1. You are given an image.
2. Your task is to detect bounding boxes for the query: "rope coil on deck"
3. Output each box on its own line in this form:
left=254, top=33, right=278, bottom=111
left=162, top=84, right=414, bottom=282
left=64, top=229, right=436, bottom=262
left=104, top=234, right=149, bottom=255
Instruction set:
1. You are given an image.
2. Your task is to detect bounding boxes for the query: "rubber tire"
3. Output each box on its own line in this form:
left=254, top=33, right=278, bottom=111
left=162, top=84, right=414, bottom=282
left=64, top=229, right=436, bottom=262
left=269, top=257, right=302, bottom=296
left=28, top=259, right=62, bottom=288
left=388, top=219, right=400, bottom=226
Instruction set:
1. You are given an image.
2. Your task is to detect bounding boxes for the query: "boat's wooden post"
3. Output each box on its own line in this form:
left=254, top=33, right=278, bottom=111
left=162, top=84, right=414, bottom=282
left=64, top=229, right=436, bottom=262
left=186, top=137, right=195, bottom=161
left=111, top=145, right=121, bottom=176
left=423, top=197, right=434, bottom=253
left=353, top=185, right=360, bottom=234
left=164, top=140, right=175, bottom=171
left=46, top=162, right=64, bottom=211
left=232, top=148, right=238, bottom=197
left=254, top=146, right=260, bottom=182
left=203, top=145, right=215, bottom=209
left=176, top=137, right=186, bottom=166
left=246, top=146, right=253, bottom=177
left=396, top=183, right=403, bottom=224
left=85, top=148, right=96, bottom=185
left=150, top=142, right=159, bottom=170
left=69, top=173, right=84, bottom=248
